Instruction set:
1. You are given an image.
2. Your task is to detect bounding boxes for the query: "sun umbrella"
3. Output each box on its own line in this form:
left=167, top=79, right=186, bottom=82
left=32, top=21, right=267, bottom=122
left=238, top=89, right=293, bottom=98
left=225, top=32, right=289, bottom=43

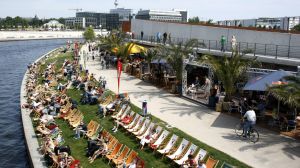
left=243, top=70, right=292, bottom=91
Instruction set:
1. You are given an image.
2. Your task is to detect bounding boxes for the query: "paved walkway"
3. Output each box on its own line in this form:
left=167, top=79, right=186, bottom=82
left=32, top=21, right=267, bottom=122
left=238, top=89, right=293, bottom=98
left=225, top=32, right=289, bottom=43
left=80, top=45, right=300, bottom=168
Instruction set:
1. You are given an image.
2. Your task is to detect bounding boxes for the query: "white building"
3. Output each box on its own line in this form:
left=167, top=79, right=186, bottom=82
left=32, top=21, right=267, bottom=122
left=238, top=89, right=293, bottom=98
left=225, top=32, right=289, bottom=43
left=43, top=20, right=64, bottom=30
left=110, top=8, right=132, bottom=22
left=135, top=10, right=183, bottom=22
left=281, top=16, right=300, bottom=31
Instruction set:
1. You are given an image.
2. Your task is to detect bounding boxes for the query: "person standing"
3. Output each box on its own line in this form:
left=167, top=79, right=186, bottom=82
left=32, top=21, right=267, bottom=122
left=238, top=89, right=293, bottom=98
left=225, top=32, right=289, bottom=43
left=231, top=35, right=237, bottom=51
left=156, top=32, right=161, bottom=43
left=220, top=35, right=226, bottom=52
left=163, top=32, right=168, bottom=45
left=141, top=31, right=144, bottom=40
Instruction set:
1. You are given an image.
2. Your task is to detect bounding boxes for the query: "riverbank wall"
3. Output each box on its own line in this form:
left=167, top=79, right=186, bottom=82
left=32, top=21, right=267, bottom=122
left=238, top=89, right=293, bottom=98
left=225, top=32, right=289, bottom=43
left=20, top=47, right=62, bottom=168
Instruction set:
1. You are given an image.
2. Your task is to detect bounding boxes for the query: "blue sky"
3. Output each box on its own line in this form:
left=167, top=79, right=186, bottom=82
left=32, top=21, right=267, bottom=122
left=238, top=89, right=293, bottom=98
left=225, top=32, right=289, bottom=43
left=0, top=0, right=299, bottom=21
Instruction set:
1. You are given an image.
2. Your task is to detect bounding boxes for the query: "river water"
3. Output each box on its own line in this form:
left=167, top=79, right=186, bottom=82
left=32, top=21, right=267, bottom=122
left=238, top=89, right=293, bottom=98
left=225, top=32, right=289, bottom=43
left=0, top=39, right=70, bottom=167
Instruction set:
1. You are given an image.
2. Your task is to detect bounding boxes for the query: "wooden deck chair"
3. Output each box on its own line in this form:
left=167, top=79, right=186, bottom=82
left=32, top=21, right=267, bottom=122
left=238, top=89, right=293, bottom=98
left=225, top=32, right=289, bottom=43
left=206, top=156, right=219, bottom=168
left=193, top=148, right=208, bottom=162
left=221, top=162, right=237, bottom=168
left=63, top=109, right=78, bottom=120
left=105, top=143, right=123, bottom=161
left=49, top=80, right=58, bottom=87
left=167, top=139, right=190, bottom=160
left=127, top=117, right=144, bottom=132
left=86, top=120, right=96, bottom=133
left=122, top=150, right=138, bottom=166
left=157, top=134, right=178, bottom=155
left=111, top=146, right=130, bottom=164
left=70, top=115, right=83, bottom=128
left=137, top=122, right=156, bottom=139
left=116, top=107, right=131, bottom=121
left=112, top=104, right=128, bottom=119
left=123, top=114, right=140, bottom=129
left=132, top=119, right=151, bottom=135
left=150, top=130, right=170, bottom=150
left=86, top=122, right=100, bottom=138
left=175, top=144, right=198, bottom=165
left=68, top=112, right=82, bottom=124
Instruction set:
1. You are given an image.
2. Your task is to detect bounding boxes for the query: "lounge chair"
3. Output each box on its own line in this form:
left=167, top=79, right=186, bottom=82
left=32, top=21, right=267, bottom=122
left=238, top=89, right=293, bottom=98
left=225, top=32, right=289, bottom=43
left=116, top=150, right=138, bottom=167
left=206, top=156, right=219, bottom=168
left=123, top=114, right=140, bottom=129
left=150, top=130, right=170, bottom=150
left=132, top=119, right=151, bottom=136
left=112, top=104, right=128, bottom=119
left=166, top=139, right=190, bottom=160
left=127, top=117, right=144, bottom=132
left=193, top=148, right=208, bottom=162
left=110, top=146, right=130, bottom=164
left=105, top=143, right=123, bottom=160
left=174, top=144, right=198, bottom=165
left=157, top=134, right=178, bottom=155
left=137, top=123, right=156, bottom=139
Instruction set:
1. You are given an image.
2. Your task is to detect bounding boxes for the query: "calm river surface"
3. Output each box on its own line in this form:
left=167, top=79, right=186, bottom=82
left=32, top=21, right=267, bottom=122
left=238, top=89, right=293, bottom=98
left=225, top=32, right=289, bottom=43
left=0, top=39, right=71, bottom=167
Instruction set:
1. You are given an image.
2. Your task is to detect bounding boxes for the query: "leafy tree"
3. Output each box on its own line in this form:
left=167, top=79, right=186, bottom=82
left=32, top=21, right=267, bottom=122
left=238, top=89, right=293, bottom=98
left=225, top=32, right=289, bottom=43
left=83, top=26, right=96, bottom=41
left=141, top=48, right=159, bottom=73
left=292, top=24, right=300, bottom=32
left=157, top=39, right=200, bottom=82
left=199, top=51, right=259, bottom=101
left=58, top=17, right=65, bottom=24
left=98, top=32, right=125, bottom=52
left=114, top=43, right=135, bottom=63
left=206, top=19, right=213, bottom=25
left=267, top=76, right=300, bottom=116
left=188, top=17, right=200, bottom=23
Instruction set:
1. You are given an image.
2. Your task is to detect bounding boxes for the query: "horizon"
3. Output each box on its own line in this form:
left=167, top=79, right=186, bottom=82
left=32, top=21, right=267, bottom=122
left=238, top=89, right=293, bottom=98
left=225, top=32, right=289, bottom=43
left=0, top=0, right=300, bottom=21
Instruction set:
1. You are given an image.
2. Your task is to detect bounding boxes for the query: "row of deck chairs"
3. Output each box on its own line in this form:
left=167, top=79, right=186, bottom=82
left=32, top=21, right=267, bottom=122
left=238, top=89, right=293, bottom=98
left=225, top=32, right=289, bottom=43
left=110, top=102, right=222, bottom=168
left=101, top=130, right=145, bottom=167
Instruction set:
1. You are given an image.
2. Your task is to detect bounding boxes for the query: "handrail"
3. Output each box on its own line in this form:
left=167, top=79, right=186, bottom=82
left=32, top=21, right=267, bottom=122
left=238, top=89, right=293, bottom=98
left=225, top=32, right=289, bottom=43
left=131, top=35, right=300, bottom=59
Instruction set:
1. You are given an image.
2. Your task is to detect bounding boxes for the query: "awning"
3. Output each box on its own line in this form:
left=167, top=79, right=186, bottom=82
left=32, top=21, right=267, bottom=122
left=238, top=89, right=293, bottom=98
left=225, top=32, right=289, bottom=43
left=243, top=70, right=292, bottom=91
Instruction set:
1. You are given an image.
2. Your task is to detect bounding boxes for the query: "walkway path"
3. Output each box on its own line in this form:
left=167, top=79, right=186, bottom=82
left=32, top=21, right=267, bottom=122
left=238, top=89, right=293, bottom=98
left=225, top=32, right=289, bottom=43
left=80, top=44, right=300, bottom=168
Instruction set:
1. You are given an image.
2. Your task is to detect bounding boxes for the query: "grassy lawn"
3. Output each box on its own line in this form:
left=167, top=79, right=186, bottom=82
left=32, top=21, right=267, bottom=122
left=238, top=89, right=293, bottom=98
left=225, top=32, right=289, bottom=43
left=37, top=51, right=250, bottom=168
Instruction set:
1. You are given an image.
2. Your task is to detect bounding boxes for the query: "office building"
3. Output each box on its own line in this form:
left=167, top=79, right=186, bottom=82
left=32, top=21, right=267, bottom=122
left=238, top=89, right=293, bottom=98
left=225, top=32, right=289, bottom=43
left=135, top=10, right=183, bottom=22
left=110, top=8, right=132, bottom=22
left=217, top=16, right=300, bottom=31
left=65, top=12, right=120, bottom=30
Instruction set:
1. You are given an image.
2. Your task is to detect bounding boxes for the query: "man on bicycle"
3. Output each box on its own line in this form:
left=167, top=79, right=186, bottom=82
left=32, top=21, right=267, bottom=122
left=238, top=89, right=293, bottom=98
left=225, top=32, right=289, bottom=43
left=242, top=107, right=256, bottom=137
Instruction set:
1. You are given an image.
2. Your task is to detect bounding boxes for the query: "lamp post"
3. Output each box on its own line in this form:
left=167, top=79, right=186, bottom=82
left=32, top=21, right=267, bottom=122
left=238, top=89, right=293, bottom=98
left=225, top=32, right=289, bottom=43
left=99, top=24, right=102, bottom=36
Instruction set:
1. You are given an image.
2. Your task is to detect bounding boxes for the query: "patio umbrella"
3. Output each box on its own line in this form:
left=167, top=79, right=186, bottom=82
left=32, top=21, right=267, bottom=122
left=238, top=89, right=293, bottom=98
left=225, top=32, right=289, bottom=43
left=243, top=70, right=292, bottom=91
left=112, top=43, right=147, bottom=54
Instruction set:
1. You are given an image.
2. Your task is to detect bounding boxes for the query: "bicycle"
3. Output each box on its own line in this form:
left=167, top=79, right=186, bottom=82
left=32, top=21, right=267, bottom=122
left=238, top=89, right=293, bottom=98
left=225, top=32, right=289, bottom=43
left=235, top=120, right=259, bottom=143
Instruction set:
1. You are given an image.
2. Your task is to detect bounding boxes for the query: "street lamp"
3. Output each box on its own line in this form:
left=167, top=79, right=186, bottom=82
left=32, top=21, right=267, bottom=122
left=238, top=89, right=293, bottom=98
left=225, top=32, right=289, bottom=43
left=99, top=24, right=102, bottom=35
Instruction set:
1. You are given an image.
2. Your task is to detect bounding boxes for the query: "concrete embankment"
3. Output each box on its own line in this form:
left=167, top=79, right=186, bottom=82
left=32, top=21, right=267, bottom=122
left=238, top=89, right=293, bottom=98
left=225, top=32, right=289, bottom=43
left=0, top=31, right=103, bottom=41
left=20, top=48, right=62, bottom=168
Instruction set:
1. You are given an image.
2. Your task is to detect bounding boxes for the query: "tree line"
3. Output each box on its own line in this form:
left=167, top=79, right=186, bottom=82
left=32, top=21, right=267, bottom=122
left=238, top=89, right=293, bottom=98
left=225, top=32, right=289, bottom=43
left=0, top=15, right=65, bottom=30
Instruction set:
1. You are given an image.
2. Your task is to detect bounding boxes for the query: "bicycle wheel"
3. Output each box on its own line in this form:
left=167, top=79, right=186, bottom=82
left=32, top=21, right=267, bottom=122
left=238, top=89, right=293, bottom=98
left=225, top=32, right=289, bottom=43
left=235, top=123, right=244, bottom=136
left=249, top=129, right=259, bottom=143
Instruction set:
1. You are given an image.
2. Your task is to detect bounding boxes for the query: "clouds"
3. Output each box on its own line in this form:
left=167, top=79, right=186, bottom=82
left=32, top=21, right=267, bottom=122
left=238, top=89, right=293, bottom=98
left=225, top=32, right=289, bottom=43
left=0, top=0, right=299, bottom=20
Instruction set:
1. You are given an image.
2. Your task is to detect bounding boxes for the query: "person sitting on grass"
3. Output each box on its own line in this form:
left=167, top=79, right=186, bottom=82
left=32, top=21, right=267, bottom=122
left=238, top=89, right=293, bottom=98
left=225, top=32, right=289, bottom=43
left=181, top=154, right=197, bottom=168
left=88, top=139, right=109, bottom=163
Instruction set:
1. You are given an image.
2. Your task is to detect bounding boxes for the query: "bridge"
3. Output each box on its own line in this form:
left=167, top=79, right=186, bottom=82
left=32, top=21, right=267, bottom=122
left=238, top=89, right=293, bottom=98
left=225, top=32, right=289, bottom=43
left=132, top=35, right=300, bottom=67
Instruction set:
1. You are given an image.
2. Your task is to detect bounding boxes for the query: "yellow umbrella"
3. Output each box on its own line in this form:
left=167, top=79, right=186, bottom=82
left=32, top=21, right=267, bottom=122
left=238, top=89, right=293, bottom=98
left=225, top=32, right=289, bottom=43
left=112, top=43, right=147, bottom=54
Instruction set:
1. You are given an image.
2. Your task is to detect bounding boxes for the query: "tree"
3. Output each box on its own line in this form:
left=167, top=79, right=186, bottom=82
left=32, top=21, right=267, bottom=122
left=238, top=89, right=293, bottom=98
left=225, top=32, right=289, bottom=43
left=199, top=51, right=259, bottom=101
left=292, top=24, right=300, bottom=32
left=98, top=32, right=125, bottom=52
left=206, top=19, right=213, bottom=25
left=114, top=43, right=135, bottom=63
left=157, top=39, right=200, bottom=82
left=188, top=17, right=200, bottom=23
left=267, top=76, right=300, bottom=117
left=58, top=17, right=65, bottom=24
left=83, top=26, right=96, bottom=41
left=141, top=48, right=159, bottom=73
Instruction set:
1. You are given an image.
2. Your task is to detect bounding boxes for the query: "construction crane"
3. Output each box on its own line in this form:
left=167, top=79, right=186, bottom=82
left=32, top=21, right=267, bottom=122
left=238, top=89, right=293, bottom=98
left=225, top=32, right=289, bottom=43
left=69, top=8, right=83, bottom=12
left=114, top=0, right=118, bottom=8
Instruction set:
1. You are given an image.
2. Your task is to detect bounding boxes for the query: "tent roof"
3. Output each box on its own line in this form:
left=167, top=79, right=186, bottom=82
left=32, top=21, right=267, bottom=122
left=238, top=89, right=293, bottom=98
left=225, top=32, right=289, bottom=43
left=243, top=70, right=292, bottom=91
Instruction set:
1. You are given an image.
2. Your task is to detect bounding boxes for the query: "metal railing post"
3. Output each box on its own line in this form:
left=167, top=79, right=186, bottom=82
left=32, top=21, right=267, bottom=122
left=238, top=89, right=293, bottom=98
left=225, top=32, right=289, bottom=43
left=239, top=42, right=241, bottom=53
left=275, top=45, right=278, bottom=59
left=264, top=44, right=267, bottom=55
left=254, top=43, right=256, bottom=56
left=287, top=45, right=290, bottom=58
left=208, top=40, right=211, bottom=51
